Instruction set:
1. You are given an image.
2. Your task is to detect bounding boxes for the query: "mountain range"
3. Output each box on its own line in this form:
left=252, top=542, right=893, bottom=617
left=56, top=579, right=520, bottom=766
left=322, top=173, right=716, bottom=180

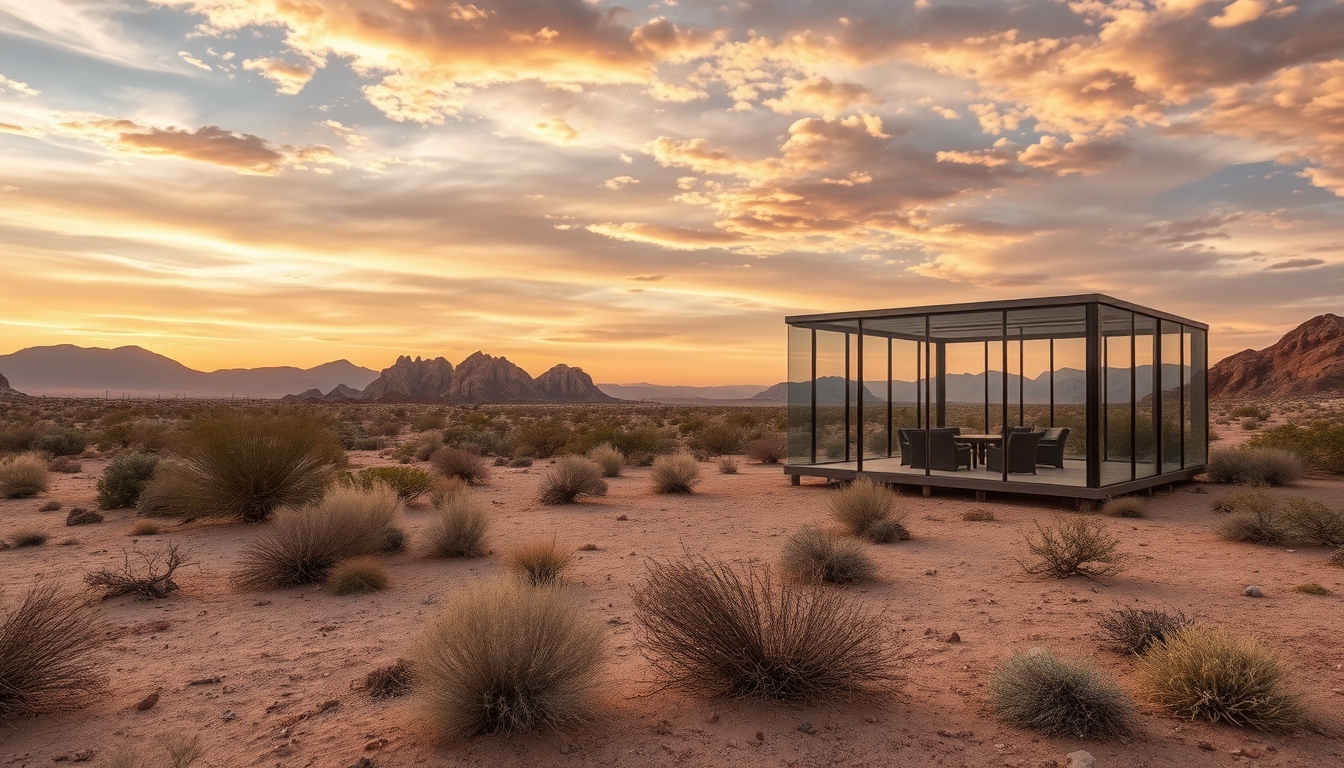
left=1208, top=313, right=1344, bottom=398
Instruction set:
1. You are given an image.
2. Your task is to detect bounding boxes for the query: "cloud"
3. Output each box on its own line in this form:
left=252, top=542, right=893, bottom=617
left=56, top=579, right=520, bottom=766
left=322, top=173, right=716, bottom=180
left=531, top=117, right=581, bottom=144
left=178, top=51, right=212, bottom=71
left=1209, top=0, right=1270, bottom=28
left=762, top=76, right=880, bottom=117
left=626, top=274, right=668, bottom=281
left=1265, top=257, right=1324, bottom=269
left=322, top=120, right=369, bottom=148
left=0, top=74, right=40, bottom=96
left=56, top=118, right=345, bottom=175
left=243, top=57, right=317, bottom=95
left=1016, top=136, right=1133, bottom=176
left=602, top=175, right=639, bottom=190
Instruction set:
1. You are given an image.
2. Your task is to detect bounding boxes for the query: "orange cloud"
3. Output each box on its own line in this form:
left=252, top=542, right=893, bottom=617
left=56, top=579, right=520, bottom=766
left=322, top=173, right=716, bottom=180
left=243, top=57, right=317, bottom=95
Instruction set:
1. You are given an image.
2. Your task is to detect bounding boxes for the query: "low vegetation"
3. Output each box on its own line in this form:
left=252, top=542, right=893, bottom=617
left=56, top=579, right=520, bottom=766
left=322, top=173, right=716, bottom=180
left=829, top=477, right=909, bottom=543
left=1248, top=421, right=1344, bottom=475
left=85, top=544, right=189, bottom=600
left=424, top=492, right=489, bottom=558
left=0, top=581, right=106, bottom=718
left=1101, top=497, right=1145, bottom=518
left=780, top=526, right=877, bottom=584
left=366, top=659, right=411, bottom=699
left=1019, top=516, right=1128, bottom=580
left=11, top=530, right=48, bottom=548
left=717, top=456, right=738, bottom=474
left=328, top=556, right=390, bottom=595
left=95, top=452, right=159, bottom=509
left=538, top=456, right=608, bottom=505
left=1205, top=446, right=1303, bottom=486
left=506, top=538, right=573, bottom=587
left=353, top=465, right=435, bottom=502
left=410, top=579, right=605, bottom=739
left=1216, top=502, right=1290, bottom=545
left=0, top=453, right=51, bottom=499
left=1096, top=607, right=1192, bottom=655
left=986, top=650, right=1133, bottom=739
left=650, top=454, right=701, bottom=494
left=32, top=429, right=87, bottom=457
left=587, top=443, right=625, bottom=477
left=1211, top=487, right=1276, bottom=515
left=1280, top=498, right=1344, bottom=546
left=101, top=732, right=206, bottom=768
left=429, top=447, right=491, bottom=485
left=962, top=509, right=995, bottom=522
left=1293, top=583, right=1330, bottom=596
left=745, top=433, right=788, bottom=464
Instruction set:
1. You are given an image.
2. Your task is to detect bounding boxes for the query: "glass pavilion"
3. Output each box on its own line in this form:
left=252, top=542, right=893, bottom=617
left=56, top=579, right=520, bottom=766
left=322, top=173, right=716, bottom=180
left=784, top=295, right=1208, bottom=501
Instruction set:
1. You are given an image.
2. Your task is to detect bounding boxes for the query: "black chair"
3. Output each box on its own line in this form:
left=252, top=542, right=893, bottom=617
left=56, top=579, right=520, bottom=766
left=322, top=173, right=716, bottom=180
left=986, top=429, right=1047, bottom=475
left=1036, top=427, right=1071, bottom=469
left=910, top=427, right=972, bottom=471
left=897, top=427, right=921, bottom=466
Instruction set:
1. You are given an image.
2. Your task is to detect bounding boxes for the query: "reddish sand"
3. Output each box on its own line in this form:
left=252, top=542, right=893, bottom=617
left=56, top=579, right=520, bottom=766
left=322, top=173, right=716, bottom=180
left=1, top=452, right=1341, bottom=767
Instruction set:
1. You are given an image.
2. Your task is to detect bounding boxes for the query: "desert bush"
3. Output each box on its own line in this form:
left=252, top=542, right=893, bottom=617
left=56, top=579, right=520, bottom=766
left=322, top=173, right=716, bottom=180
left=1206, top=446, right=1303, bottom=486
left=1216, top=503, right=1290, bottom=545
left=428, top=477, right=468, bottom=507
left=506, top=538, right=573, bottom=586
left=66, top=507, right=103, bottom=526
left=1231, top=405, right=1271, bottom=420
left=745, top=433, right=788, bottom=464
left=1248, top=421, right=1344, bottom=474
left=1019, top=516, right=1127, bottom=580
left=963, top=509, right=995, bottom=522
left=508, top=456, right=533, bottom=467
left=1280, top=497, right=1344, bottom=547
left=829, top=477, right=908, bottom=543
left=48, top=456, right=82, bottom=473
left=0, top=422, right=41, bottom=452
left=986, top=650, right=1133, bottom=739
left=632, top=555, right=898, bottom=702
left=233, top=485, right=400, bottom=590
left=515, top=417, right=572, bottom=459
left=12, top=530, right=48, bottom=547
left=1096, top=607, right=1193, bottom=655
left=780, top=526, right=876, bottom=584
left=650, top=454, right=701, bottom=494
left=382, top=525, right=408, bottom=553
left=129, top=520, right=161, bottom=536
left=136, top=414, right=343, bottom=522
left=410, top=430, right=445, bottom=462
left=1102, top=497, right=1145, bottom=518
left=366, top=659, right=411, bottom=699
left=717, top=456, right=739, bottom=474
left=424, top=492, right=489, bottom=558
left=1135, top=625, right=1305, bottom=730
left=328, top=556, right=390, bottom=595
left=85, top=544, right=189, bottom=600
left=96, top=452, right=159, bottom=510
left=0, top=453, right=50, bottom=499
left=688, top=422, right=742, bottom=456
left=410, top=579, right=604, bottom=739
left=1240, top=417, right=1261, bottom=430
left=32, top=429, right=87, bottom=457
left=587, top=443, right=625, bottom=477
left=538, top=457, right=608, bottom=505
left=1293, top=582, right=1330, bottom=595
left=1211, top=487, right=1276, bottom=515
left=103, top=732, right=206, bottom=768
left=356, top=465, right=435, bottom=502
left=412, top=412, right=447, bottom=431
left=429, top=447, right=491, bottom=485
left=1329, top=548, right=1344, bottom=568
left=0, top=581, right=106, bottom=718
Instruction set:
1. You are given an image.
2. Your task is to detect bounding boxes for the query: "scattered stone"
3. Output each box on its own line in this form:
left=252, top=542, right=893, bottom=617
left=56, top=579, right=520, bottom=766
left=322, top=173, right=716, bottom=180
left=1065, top=751, right=1095, bottom=768
left=1244, top=585, right=1264, bottom=598
left=707, top=712, right=719, bottom=723
left=923, top=627, right=935, bottom=635
left=221, top=709, right=236, bottom=721
left=945, top=631, right=961, bottom=643
left=924, top=569, right=937, bottom=576
left=363, top=738, right=388, bottom=751
left=136, top=690, right=160, bottom=711
left=578, top=543, right=598, bottom=551
left=616, top=514, right=629, bottom=521
left=255, top=600, right=272, bottom=607
left=71, top=751, right=95, bottom=763
left=797, top=722, right=816, bottom=735
left=1197, top=741, right=1215, bottom=751
left=188, top=676, right=223, bottom=686
left=348, top=759, right=374, bottom=768
left=755, top=731, right=765, bottom=741
left=65, top=508, right=103, bottom=526
left=39, top=500, right=61, bottom=512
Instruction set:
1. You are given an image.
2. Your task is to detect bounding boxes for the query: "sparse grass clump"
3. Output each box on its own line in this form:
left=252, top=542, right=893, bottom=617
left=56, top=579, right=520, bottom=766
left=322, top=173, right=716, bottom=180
left=355, top=465, right=435, bottom=502
left=1097, top=607, right=1193, bottom=655
left=1135, top=625, right=1306, bottom=730
left=538, top=456, right=608, bottom=505
left=328, top=556, right=390, bottom=595
left=587, top=443, right=626, bottom=477
left=650, top=453, right=701, bottom=494
left=410, top=579, right=605, bottom=739
left=96, top=452, right=159, bottom=510
left=745, top=433, right=788, bottom=464
left=429, top=447, right=491, bottom=485
left=986, top=650, right=1134, bottom=739
left=1019, top=516, right=1127, bottom=580
left=366, top=659, right=411, bottom=699
left=232, top=485, right=401, bottom=590
left=85, top=544, right=189, bottom=600
left=1216, top=503, right=1290, bottom=545
left=0, top=581, right=106, bottom=718
left=136, top=414, right=343, bottom=522
left=780, top=526, right=876, bottom=584
left=717, top=456, right=739, bottom=474
left=1102, top=497, right=1145, bottom=518
left=1206, top=446, right=1303, bottom=486
left=129, top=520, right=162, bottom=536
left=424, top=492, right=489, bottom=558
left=829, top=477, right=908, bottom=543
left=506, top=539, right=573, bottom=586
left=1280, top=498, right=1344, bottom=547
left=101, top=732, right=206, bottom=768
left=1211, top=487, right=1276, bottom=515
left=1293, top=583, right=1330, bottom=595
left=0, top=453, right=51, bottom=499
left=12, top=530, right=48, bottom=547
left=963, top=509, right=995, bottom=522
left=428, top=477, right=468, bottom=507
left=632, top=555, right=898, bottom=702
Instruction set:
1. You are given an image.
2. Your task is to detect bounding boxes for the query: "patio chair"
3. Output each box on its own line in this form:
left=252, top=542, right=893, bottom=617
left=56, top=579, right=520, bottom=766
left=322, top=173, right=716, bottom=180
left=910, top=427, right=972, bottom=472
left=897, top=427, right=922, bottom=466
left=1036, top=427, right=1071, bottom=469
left=986, top=429, right=1046, bottom=475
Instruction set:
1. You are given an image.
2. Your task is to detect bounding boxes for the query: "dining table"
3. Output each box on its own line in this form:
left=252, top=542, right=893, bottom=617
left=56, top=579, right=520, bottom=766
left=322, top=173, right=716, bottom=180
left=955, top=434, right=1003, bottom=468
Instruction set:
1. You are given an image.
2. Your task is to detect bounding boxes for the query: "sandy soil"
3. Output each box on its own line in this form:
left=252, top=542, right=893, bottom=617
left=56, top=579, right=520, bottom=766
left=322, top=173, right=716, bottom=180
left=1, top=452, right=1342, bottom=768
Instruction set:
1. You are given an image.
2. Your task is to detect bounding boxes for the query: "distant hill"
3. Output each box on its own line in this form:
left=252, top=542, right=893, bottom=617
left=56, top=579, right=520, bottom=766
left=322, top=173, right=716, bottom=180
left=752, top=366, right=1181, bottom=404
left=1209, top=314, right=1344, bottom=399
left=0, top=370, right=23, bottom=397
left=0, top=345, right=379, bottom=398
left=357, top=353, right=617, bottom=404
left=597, top=383, right=770, bottom=401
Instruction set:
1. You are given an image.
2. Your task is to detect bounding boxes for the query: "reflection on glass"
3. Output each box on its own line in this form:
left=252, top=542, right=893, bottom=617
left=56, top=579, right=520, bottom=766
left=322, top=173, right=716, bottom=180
left=862, top=332, right=890, bottom=460
left=1134, top=315, right=1159, bottom=479
left=787, top=325, right=813, bottom=465
left=1161, top=320, right=1182, bottom=472
left=815, top=330, right=847, bottom=462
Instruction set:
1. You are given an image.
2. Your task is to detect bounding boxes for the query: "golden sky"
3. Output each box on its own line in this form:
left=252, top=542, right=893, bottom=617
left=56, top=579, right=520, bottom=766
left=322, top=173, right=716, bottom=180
left=1, top=0, right=1341, bottom=385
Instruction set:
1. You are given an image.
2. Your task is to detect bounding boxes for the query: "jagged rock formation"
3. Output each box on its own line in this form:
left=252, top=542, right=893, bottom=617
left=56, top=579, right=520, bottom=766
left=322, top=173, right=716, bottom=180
left=0, top=371, right=23, bottom=397
left=355, top=353, right=617, bottom=403
left=360, top=356, right=455, bottom=400
left=448, top=352, right=538, bottom=402
left=325, top=384, right=362, bottom=400
left=279, top=388, right=326, bottom=402
left=535, top=364, right=610, bottom=401
left=1209, top=314, right=1344, bottom=399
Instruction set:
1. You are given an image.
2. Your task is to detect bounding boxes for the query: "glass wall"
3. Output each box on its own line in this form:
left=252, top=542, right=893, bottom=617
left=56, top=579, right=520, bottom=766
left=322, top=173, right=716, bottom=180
left=1100, top=306, right=1133, bottom=483
left=786, top=325, right=813, bottom=465
left=815, top=329, right=848, bottom=462
left=1185, top=327, right=1208, bottom=467
left=861, top=329, right=890, bottom=459
left=1134, top=315, right=1159, bottom=479
left=1161, top=320, right=1183, bottom=473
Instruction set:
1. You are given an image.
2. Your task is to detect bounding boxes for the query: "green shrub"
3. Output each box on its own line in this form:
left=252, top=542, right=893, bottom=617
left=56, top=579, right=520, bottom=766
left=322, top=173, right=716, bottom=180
left=0, top=581, right=106, bottom=718
left=1293, top=582, right=1330, bottom=595
left=1211, top=487, right=1276, bottom=515
left=1135, top=625, right=1305, bottom=730
left=410, top=579, right=604, bottom=739
left=650, top=454, right=701, bottom=494
left=1019, top=516, right=1127, bottom=580
left=356, top=465, right=435, bottom=502
left=0, top=453, right=50, bottom=499
left=424, top=492, right=488, bottom=558
left=96, top=453, right=159, bottom=510
left=1280, top=497, right=1344, bottom=546
left=632, top=555, right=898, bottom=702
left=745, top=433, right=787, bottom=464
left=515, top=418, right=572, bottom=459
left=1096, top=607, right=1192, bottom=655
left=586, top=443, right=625, bottom=477
left=538, top=457, right=608, bottom=505
left=137, top=414, right=343, bottom=522
left=1248, top=421, right=1344, bottom=474
left=506, top=539, right=573, bottom=586
left=32, top=430, right=87, bottom=457
left=717, top=456, right=739, bottom=474
left=429, top=447, right=490, bottom=485
left=1216, top=503, right=1290, bottom=545
left=780, top=526, right=876, bottom=584
left=1102, top=497, right=1145, bottom=518
left=829, top=477, right=908, bottom=543
left=986, top=650, right=1133, bottom=739
left=688, top=422, right=742, bottom=456
left=328, top=556, right=390, bottom=595
left=1206, top=447, right=1302, bottom=486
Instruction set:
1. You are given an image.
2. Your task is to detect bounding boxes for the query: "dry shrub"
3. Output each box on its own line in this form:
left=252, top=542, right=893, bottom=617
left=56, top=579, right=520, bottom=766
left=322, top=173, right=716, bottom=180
left=538, top=457, right=608, bottom=505
left=424, top=492, right=488, bottom=558
left=745, top=433, right=788, bottom=464
left=1328, top=548, right=1344, bottom=568
left=12, top=529, right=49, bottom=547
left=410, top=579, right=604, bottom=739
left=1206, top=447, right=1303, bottom=486
left=780, top=526, right=876, bottom=584
left=428, top=477, right=468, bottom=507
left=429, top=447, right=491, bottom=485
left=85, top=544, right=190, bottom=600
left=0, top=453, right=50, bottom=499
left=829, top=477, right=908, bottom=543
left=1216, top=504, right=1289, bottom=545
left=1102, top=497, right=1145, bottom=518
left=136, top=414, right=343, bottom=522
left=413, top=431, right=445, bottom=461
left=507, top=538, right=573, bottom=586
left=987, top=650, right=1133, bottom=739
left=1293, top=583, right=1330, bottom=595
left=650, top=454, right=701, bottom=494
left=328, top=556, right=390, bottom=595
left=47, top=456, right=81, bottom=474
left=632, top=555, right=898, bottom=702
left=1096, top=607, right=1192, bottom=655
left=355, top=465, right=435, bottom=502
left=95, top=452, right=158, bottom=509
left=587, top=443, right=626, bottom=477
left=366, top=659, right=411, bottom=699
left=717, top=456, right=739, bottom=474
left=1280, top=498, right=1344, bottom=547
left=963, top=509, right=995, bottom=522
left=0, top=581, right=106, bottom=718
left=1135, top=625, right=1305, bottom=730
left=1211, top=487, right=1276, bottom=515
left=129, top=520, right=162, bottom=536
left=233, top=485, right=401, bottom=590
left=1019, top=516, right=1128, bottom=580
left=102, top=732, right=205, bottom=768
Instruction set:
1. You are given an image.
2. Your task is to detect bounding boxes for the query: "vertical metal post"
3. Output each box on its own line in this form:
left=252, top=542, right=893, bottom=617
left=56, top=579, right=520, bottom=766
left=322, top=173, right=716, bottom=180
left=1018, top=328, right=1025, bottom=426
left=1001, top=311, right=1009, bottom=483
left=983, top=341, right=990, bottom=434
left=856, top=323, right=864, bottom=473
left=844, top=333, right=851, bottom=463
left=887, top=337, right=893, bottom=458
left=1153, top=327, right=1163, bottom=471
left=1129, top=314, right=1137, bottom=482
left=1049, top=338, right=1055, bottom=426
left=935, top=342, right=947, bottom=428
left=1085, top=304, right=1101, bottom=489
left=925, top=316, right=932, bottom=477
left=915, top=340, right=922, bottom=429
left=810, top=329, right=817, bottom=464
left=1179, top=325, right=1186, bottom=469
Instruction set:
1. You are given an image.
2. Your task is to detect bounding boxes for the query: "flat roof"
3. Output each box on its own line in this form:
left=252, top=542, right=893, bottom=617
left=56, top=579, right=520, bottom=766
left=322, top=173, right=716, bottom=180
left=784, top=293, right=1207, bottom=331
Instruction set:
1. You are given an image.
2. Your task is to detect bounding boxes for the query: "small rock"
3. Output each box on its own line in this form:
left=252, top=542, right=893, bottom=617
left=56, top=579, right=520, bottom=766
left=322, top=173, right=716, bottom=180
left=578, top=543, right=598, bottom=551
left=348, top=759, right=374, bottom=768
left=924, top=569, right=937, bottom=576
left=1197, top=741, right=1215, bottom=751
left=39, top=500, right=62, bottom=512
left=616, top=514, right=628, bottom=521
left=363, top=738, right=388, bottom=751
left=945, top=631, right=961, bottom=643
left=707, top=712, right=719, bottom=723
left=221, top=709, right=236, bottom=721
left=1065, top=751, right=1095, bottom=768
left=1244, top=585, right=1263, bottom=598
left=65, top=508, right=103, bottom=526
left=136, top=690, right=160, bottom=711
left=923, top=627, right=935, bottom=636
left=797, top=722, right=816, bottom=735
left=755, top=731, right=765, bottom=741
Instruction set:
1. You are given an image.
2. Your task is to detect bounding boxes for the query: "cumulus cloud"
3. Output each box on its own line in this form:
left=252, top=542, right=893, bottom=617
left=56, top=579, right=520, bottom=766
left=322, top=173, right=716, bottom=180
left=602, top=175, right=639, bottom=190
left=762, top=76, right=880, bottom=117
left=243, top=57, right=317, bottom=95
left=0, top=74, right=40, bottom=96
left=531, top=117, right=582, bottom=144
left=1265, top=257, right=1324, bottom=269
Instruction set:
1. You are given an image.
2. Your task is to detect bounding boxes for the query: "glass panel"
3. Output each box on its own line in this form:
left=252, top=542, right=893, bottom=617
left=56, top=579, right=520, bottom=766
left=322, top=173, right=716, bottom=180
left=890, top=338, right=921, bottom=464
left=1133, top=315, right=1159, bottom=479
left=930, top=311, right=999, bottom=437
left=1185, top=328, right=1207, bottom=467
left=986, top=339, right=1004, bottom=436
left=1006, top=305, right=1087, bottom=485
left=786, top=325, right=813, bottom=465
left=862, top=331, right=890, bottom=459
left=1161, top=320, right=1182, bottom=472
left=815, top=330, right=847, bottom=462
left=1101, top=307, right=1134, bottom=484
left=849, top=332, right=860, bottom=462
left=1051, top=335, right=1088, bottom=461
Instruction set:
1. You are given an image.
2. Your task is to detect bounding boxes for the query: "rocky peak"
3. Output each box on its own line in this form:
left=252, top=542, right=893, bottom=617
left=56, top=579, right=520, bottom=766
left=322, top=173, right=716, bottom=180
left=361, top=355, right=454, bottom=400
left=534, top=364, right=615, bottom=402
left=448, top=352, right=539, bottom=402
left=0, top=371, right=19, bottom=396
left=1209, top=314, right=1344, bottom=398
left=324, top=383, right=362, bottom=400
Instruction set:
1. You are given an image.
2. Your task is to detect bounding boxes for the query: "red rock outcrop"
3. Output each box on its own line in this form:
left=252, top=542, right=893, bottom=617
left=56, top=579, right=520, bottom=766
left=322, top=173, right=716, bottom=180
left=447, top=352, right=540, bottom=402
left=360, top=356, right=455, bottom=400
left=1208, top=314, right=1344, bottom=399
left=0, top=371, right=22, bottom=397
left=534, top=364, right=614, bottom=402
left=356, top=354, right=618, bottom=403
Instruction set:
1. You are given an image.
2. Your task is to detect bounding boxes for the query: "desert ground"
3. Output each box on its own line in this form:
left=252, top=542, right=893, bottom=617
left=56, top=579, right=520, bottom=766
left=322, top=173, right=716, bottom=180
left=1, top=407, right=1342, bottom=768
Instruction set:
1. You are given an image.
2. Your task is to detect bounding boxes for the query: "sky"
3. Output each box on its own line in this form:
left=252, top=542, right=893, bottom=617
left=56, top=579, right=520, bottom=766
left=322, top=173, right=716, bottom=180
left=0, top=0, right=1341, bottom=386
